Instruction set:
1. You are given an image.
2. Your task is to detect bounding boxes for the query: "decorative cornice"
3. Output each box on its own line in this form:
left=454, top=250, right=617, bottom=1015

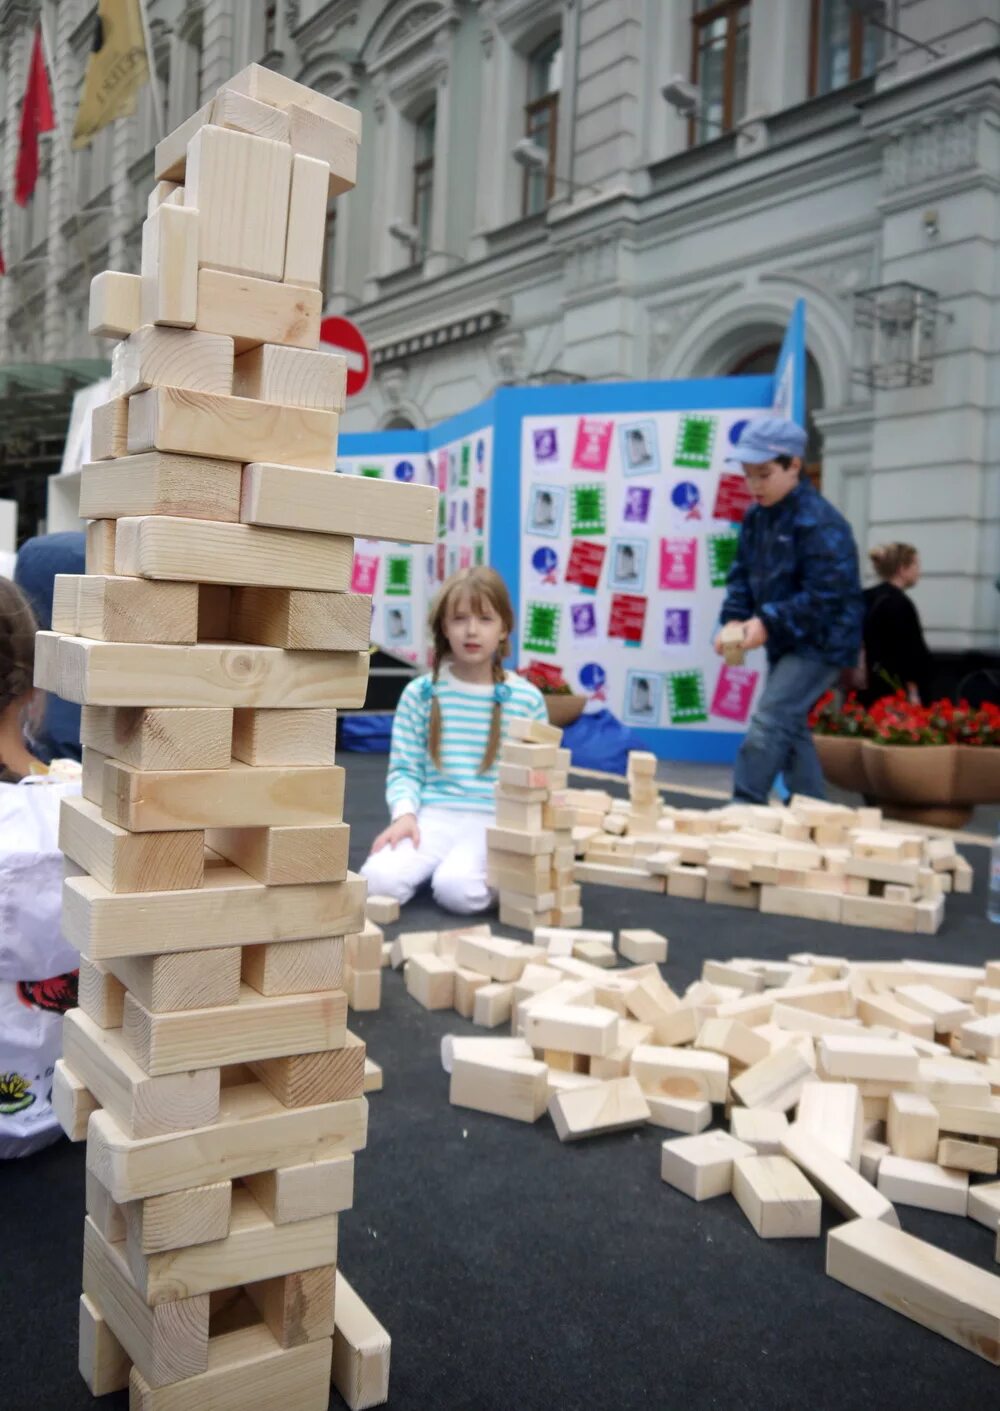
left=881, top=106, right=980, bottom=194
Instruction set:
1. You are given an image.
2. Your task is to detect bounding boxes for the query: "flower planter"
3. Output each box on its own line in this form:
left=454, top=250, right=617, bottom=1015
left=813, top=735, right=867, bottom=794
left=954, top=744, right=1000, bottom=805
left=545, top=694, right=586, bottom=728
left=860, top=741, right=959, bottom=805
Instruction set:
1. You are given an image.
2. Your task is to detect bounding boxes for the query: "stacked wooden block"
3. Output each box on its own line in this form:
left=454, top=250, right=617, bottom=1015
left=568, top=761, right=970, bottom=933
left=44, top=65, right=436, bottom=1411
left=485, top=718, right=581, bottom=931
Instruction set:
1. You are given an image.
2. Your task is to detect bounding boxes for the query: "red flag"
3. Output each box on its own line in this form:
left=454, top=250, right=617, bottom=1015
left=0, top=242, right=5, bottom=276
left=14, top=27, right=56, bottom=207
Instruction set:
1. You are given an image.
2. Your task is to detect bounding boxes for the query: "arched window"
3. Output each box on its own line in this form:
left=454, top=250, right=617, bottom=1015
left=383, top=413, right=417, bottom=430
left=523, top=34, right=562, bottom=215
left=412, top=104, right=436, bottom=256
left=729, top=344, right=825, bottom=489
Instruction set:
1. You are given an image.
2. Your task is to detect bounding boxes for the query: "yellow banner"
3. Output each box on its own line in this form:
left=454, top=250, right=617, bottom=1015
left=72, top=0, right=150, bottom=150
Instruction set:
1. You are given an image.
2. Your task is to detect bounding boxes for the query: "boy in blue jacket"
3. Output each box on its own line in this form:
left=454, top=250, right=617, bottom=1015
left=715, top=417, right=863, bottom=804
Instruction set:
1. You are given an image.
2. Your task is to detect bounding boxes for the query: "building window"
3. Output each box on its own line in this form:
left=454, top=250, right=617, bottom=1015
left=412, top=104, right=436, bottom=258
left=523, top=35, right=562, bottom=215
left=809, top=0, right=883, bottom=95
left=264, top=2, right=278, bottom=53
left=689, top=0, right=750, bottom=145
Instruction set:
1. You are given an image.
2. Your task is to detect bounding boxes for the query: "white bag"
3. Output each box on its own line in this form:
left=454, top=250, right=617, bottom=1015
left=0, top=777, right=81, bottom=982
left=0, top=978, right=69, bottom=1157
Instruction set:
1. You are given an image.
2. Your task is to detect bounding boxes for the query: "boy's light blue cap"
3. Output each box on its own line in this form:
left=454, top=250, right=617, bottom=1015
left=727, top=416, right=807, bottom=465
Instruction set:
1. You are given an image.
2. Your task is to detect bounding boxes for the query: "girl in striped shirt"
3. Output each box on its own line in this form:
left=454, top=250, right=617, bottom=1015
left=361, top=567, right=547, bottom=914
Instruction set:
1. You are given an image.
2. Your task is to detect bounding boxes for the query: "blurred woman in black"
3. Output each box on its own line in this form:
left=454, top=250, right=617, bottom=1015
left=860, top=542, right=932, bottom=706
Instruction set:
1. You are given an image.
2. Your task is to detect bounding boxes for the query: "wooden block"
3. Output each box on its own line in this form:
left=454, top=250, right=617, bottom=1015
left=644, top=1094, right=711, bottom=1133
left=129, top=1318, right=334, bottom=1410
left=473, top=982, right=513, bottom=1029
left=730, top=1045, right=813, bottom=1112
left=886, top=1092, right=940, bottom=1159
left=968, top=1181, right=1000, bottom=1231
left=877, top=1154, right=969, bottom=1215
left=140, top=203, right=199, bottom=326
left=65, top=864, right=366, bottom=962
left=895, top=983, right=973, bottom=1034
left=122, top=983, right=347, bottom=1077
left=796, top=1081, right=863, bottom=1169
left=857, top=993, right=934, bottom=1041
left=52, top=1059, right=100, bottom=1141
left=129, top=385, right=336, bottom=472
left=730, top=1108, right=789, bottom=1154
left=225, top=63, right=362, bottom=137
left=117, top=325, right=233, bottom=397
left=455, top=933, right=528, bottom=982
left=79, top=1292, right=131, bottom=1396
left=732, top=1154, right=821, bottom=1238
left=246, top=1264, right=335, bottom=1349
left=232, top=707, right=337, bottom=766
left=106, top=949, right=241, bottom=1014
left=760, top=885, right=842, bottom=923
left=859, top=1138, right=890, bottom=1184
left=660, top=1129, right=755, bottom=1200
left=250, top=1037, right=365, bottom=1109
left=961, top=1012, right=1000, bottom=1058
left=63, top=1010, right=219, bottom=1138
left=186, top=124, right=291, bottom=280
left=450, top=1053, right=548, bottom=1122
left=89, top=269, right=142, bottom=338
left=154, top=99, right=214, bottom=181
left=827, top=1217, right=1000, bottom=1366
left=213, top=86, right=290, bottom=143
left=331, top=1271, right=391, bottom=1411
left=283, top=153, right=328, bottom=288
left=405, top=953, right=456, bottom=1011
left=86, top=519, right=117, bottom=575
left=148, top=179, right=181, bottom=214
left=242, top=937, right=344, bottom=997
left=82, top=705, right=233, bottom=770
left=452, top=966, right=488, bottom=1019
left=937, top=1137, right=998, bottom=1174
left=195, top=267, right=322, bottom=353
left=695, top=1017, right=770, bottom=1070
left=287, top=102, right=358, bottom=197
left=524, top=1004, right=619, bottom=1057
left=667, top=865, right=708, bottom=900
left=87, top=1173, right=128, bottom=1243
left=842, top=893, right=919, bottom=932
left=631, top=1043, right=728, bottom=1102
left=389, top=930, right=438, bottom=970
left=125, top=1181, right=232, bottom=1255
left=346, top=968, right=381, bottom=1012
left=40, top=634, right=369, bottom=710
left=364, top=1058, right=383, bottom=1092
left=103, top=758, right=344, bottom=832
left=932, top=1101, right=1000, bottom=1140
left=619, top=928, right=668, bottom=964
left=818, top=1035, right=920, bottom=1082
left=81, top=743, right=105, bottom=803
left=572, top=939, right=616, bottom=967
left=233, top=344, right=346, bottom=412
left=365, top=895, right=399, bottom=925
left=212, top=822, right=350, bottom=886
left=79, top=956, right=127, bottom=1028
left=61, top=574, right=199, bottom=645
left=91, top=397, right=129, bottom=459
left=549, top=1075, right=649, bottom=1141
left=507, top=716, right=563, bottom=746
left=228, top=586, right=370, bottom=650
left=495, top=797, right=543, bottom=830
left=244, top=1155, right=355, bottom=1226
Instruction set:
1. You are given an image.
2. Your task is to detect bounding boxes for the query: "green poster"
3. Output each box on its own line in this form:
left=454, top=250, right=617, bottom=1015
left=474, top=543, right=485, bottom=566
left=673, top=414, right=717, bottom=470
left=707, top=532, right=740, bottom=587
left=459, top=443, right=471, bottom=487
left=384, top=555, right=412, bottom=597
left=360, top=464, right=383, bottom=478
left=570, top=484, right=606, bottom=536
left=438, top=496, right=447, bottom=536
left=667, top=669, right=708, bottom=724
left=523, top=601, right=561, bottom=654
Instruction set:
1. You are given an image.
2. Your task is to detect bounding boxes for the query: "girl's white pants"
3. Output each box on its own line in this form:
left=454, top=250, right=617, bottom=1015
left=360, top=806, right=494, bottom=915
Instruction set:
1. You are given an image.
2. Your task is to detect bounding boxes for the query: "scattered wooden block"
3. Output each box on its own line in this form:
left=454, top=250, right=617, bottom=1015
left=967, top=1181, right=1000, bottom=1231
left=796, top=1081, right=863, bottom=1169
left=886, top=1092, right=939, bottom=1160
left=827, top=1218, right=1000, bottom=1367
left=695, top=1017, right=770, bottom=1070
left=195, top=267, right=322, bottom=353
left=572, top=939, right=617, bottom=968
left=449, top=1052, right=548, bottom=1123
left=646, top=1094, right=712, bottom=1133
left=405, top=953, right=456, bottom=1011
left=857, top=993, right=934, bottom=1041
left=937, top=1137, right=998, bottom=1174
left=859, top=1138, right=890, bottom=1184
left=619, top=928, right=668, bottom=964
left=364, top=1059, right=383, bottom=1093
left=390, top=931, right=439, bottom=970
left=91, top=397, right=129, bottom=459
left=818, top=1036, right=920, bottom=1083
left=732, top=1154, right=821, bottom=1238
left=331, top=1271, right=392, bottom=1411
left=730, top=1108, right=789, bottom=1155
left=877, top=1154, right=968, bottom=1215
left=781, top=1125, right=898, bottom=1225
left=895, top=983, right=973, bottom=1034
left=345, top=968, right=382, bottom=1012
left=455, top=933, right=528, bottom=983
left=81, top=705, right=233, bottom=770
left=365, top=895, right=399, bottom=925
left=549, top=1075, right=650, bottom=1141
left=524, top=1004, right=619, bottom=1057
left=631, top=1043, right=728, bottom=1103
left=660, top=1130, right=755, bottom=1200
left=78, top=1292, right=131, bottom=1396
left=140, top=203, right=199, bottom=327
left=89, top=269, right=142, bottom=338
left=730, top=1046, right=813, bottom=1113
left=960, top=1012, right=1000, bottom=1058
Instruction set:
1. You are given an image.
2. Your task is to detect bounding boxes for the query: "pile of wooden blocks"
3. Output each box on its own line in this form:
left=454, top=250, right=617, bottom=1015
left=568, top=761, right=972, bottom=934
left=42, top=65, right=436, bottom=1411
left=485, top=718, right=582, bottom=931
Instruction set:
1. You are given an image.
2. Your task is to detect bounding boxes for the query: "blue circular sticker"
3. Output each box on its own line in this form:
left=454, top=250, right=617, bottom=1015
left=394, top=460, right=415, bottom=481
left=579, top=662, right=607, bottom=691
left=728, top=419, right=749, bottom=446
left=671, top=481, right=701, bottom=511
left=532, top=546, right=559, bottom=576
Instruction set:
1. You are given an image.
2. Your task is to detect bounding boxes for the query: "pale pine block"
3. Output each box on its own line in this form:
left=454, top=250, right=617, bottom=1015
left=52, top=1059, right=100, bottom=1141
left=245, top=1265, right=335, bottom=1349
left=575, top=861, right=667, bottom=893
left=796, top=1081, right=863, bottom=1169
left=244, top=1156, right=355, bottom=1226
left=86, top=520, right=117, bottom=575
left=937, top=1138, right=998, bottom=1174
left=523, top=1003, right=619, bottom=1057
left=365, top=895, right=399, bottom=925
left=79, top=1292, right=131, bottom=1396
left=249, top=1037, right=365, bottom=1107
left=232, top=707, right=337, bottom=766
left=52, top=570, right=80, bottom=633
left=79, top=956, right=127, bottom=1029
left=105, top=950, right=242, bottom=1013
left=859, top=1139, right=890, bottom=1184
left=70, top=574, right=200, bottom=644
left=730, top=1108, right=789, bottom=1155
left=61, top=797, right=204, bottom=895
left=244, top=464, right=438, bottom=544
left=91, top=397, right=130, bottom=459
left=346, top=968, right=382, bottom=1011
left=228, top=586, right=371, bottom=650
left=841, top=893, right=919, bottom=932
left=573, top=939, right=617, bottom=968
left=732, top=1154, right=822, bottom=1238
left=454, top=933, right=529, bottom=981
left=125, top=1180, right=232, bottom=1254
left=453, top=967, right=490, bottom=1019
left=225, top=63, right=362, bottom=136
left=695, top=1017, right=770, bottom=1069
left=630, top=1044, right=728, bottom=1103
left=331, top=1271, right=391, bottom=1411
left=121, top=983, right=347, bottom=1076
left=960, top=1012, right=1000, bottom=1058
left=241, top=937, right=345, bottom=997
left=186, top=125, right=291, bottom=280
left=346, top=927, right=383, bottom=971
left=967, top=1181, right=1000, bottom=1230
left=449, top=1053, right=548, bottom=1122
left=81, top=705, right=233, bottom=770
left=494, top=797, right=543, bottom=830
left=195, top=268, right=321, bottom=353
left=549, top=1075, right=649, bottom=1141
left=210, top=822, right=350, bottom=885
left=140, top=204, right=198, bottom=327
left=877, top=1154, right=969, bottom=1215
left=147, top=180, right=181, bottom=214
left=393, top=930, right=439, bottom=972
left=89, top=270, right=142, bottom=338
left=233, top=344, right=347, bottom=412
left=440, top=1035, right=534, bottom=1075
left=287, top=102, right=358, bottom=196
left=405, top=953, right=456, bottom=1010
left=817, top=1035, right=920, bottom=1082
left=827, top=1218, right=1000, bottom=1366
left=886, top=1092, right=940, bottom=1160
left=80, top=453, right=243, bottom=523
left=857, top=992, right=934, bottom=1041
left=498, top=741, right=559, bottom=768
left=667, top=866, right=708, bottom=900
left=127, top=387, right=336, bottom=469
left=154, top=99, right=214, bottom=181
left=116, top=325, right=233, bottom=397
left=931, top=1101, right=1000, bottom=1140
left=660, top=1129, right=755, bottom=1200
left=473, top=982, right=513, bottom=1029
left=760, top=885, right=842, bottom=923
left=102, top=757, right=344, bottom=832
left=213, top=86, right=290, bottom=142
left=619, top=928, right=668, bottom=964
left=364, top=1058, right=383, bottom=1092
left=117, top=517, right=351, bottom=595
left=730, top=1046, right=813, bottom=1112
left=646, top=1095, right=712, bottom=1133
left=283, top=153, right=328, bottom=288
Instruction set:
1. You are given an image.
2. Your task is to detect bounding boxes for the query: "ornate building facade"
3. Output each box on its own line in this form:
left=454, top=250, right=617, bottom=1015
left=1, top=0, right=998, bottom=650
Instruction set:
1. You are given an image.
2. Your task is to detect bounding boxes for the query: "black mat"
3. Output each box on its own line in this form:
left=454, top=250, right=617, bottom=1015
left=5, top=754, right=999, bottom=1410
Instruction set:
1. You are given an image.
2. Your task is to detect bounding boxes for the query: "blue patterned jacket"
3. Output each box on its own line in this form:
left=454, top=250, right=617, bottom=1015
left=720, top=480, right=863, bottom=668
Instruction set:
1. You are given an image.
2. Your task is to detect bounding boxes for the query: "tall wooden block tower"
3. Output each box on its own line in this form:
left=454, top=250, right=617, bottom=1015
left=44, top=66, right=433, bottom=1411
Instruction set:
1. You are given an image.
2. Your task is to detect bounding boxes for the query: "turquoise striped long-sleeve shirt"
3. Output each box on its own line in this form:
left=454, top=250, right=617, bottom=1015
left=385, top=665, right=549, bottom=818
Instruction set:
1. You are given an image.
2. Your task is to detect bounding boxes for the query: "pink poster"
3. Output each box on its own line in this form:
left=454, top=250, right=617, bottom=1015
left=571, top=417, right=614, bottom=472
left=711, top=665, right=758, bottom=723
left=436, top=450, right=449, bottom=493
left=352, top=553, right=379, bottom=595
left=658, top=537, right=697, bottom=591
left=459, top=546, right=472, bottom=570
